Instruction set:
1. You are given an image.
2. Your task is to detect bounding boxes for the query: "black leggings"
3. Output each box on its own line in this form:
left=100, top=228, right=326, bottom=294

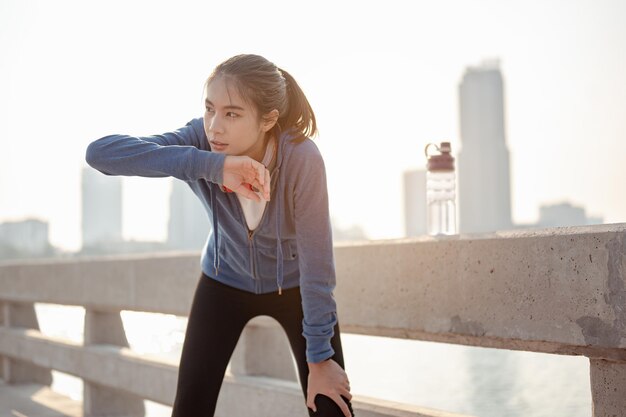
left=171, top=273, right=355, bottom=417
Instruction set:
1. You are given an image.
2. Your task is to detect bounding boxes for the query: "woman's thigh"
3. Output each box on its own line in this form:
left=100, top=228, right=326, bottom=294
left=171, top=275, right=255, bottom=417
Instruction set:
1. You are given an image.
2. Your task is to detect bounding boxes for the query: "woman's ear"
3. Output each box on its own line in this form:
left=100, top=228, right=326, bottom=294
left=261, top=109, right=280, bottom=132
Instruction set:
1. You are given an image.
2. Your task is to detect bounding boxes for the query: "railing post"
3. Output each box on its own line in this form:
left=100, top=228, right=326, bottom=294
left=83, top=309, right=145, bottom=416
left=1, top=301, right=52, bottom=385
left=589, top=359, right=626, bottom=417
left=230, top=315, right=298, bottom=382
left=1, top=301, right=5, bottom=382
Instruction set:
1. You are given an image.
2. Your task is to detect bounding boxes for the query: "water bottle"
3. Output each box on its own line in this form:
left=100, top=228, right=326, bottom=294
left=425, top=142, right=457, bottom=235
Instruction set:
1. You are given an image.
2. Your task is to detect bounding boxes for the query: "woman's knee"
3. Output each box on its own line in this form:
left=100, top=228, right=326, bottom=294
left=308, top=394, right=354, bottom=417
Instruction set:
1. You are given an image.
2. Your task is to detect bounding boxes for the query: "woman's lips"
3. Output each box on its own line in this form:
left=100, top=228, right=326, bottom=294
left=210, top=140, right=228, bottom=151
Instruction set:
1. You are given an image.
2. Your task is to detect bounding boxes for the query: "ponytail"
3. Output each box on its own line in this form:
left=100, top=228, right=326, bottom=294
left=276, top=68, right=317, bottom=143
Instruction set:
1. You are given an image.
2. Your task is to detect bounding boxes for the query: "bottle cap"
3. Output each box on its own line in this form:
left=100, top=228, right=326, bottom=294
left=425, top=142, right=455, bottom=171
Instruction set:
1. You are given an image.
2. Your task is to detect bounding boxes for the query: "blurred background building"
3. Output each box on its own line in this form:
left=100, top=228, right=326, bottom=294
left=0, top=218, right=54, bottom=259
left=167, top=180, right=211, bottom=251
left=457, top=60, right=513, bottom=234
left=403, top=169, right=427, bottom=237
left=81, top=166, right=123, bottom=249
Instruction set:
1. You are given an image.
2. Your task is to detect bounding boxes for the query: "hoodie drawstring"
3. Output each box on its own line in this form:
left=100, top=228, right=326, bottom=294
left=211, top=190, right=220, bottom=277
left=274, top=167, right=283, bottom=295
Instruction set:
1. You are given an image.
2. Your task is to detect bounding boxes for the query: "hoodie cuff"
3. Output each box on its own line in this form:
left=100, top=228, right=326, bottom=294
left=306, top=339, right=335, bottom=363
left=196, top=151, right=226, bottom=184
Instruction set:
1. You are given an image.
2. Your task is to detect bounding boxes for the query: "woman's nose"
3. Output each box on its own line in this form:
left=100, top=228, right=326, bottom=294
left=207, top=115, right=224, bottom=134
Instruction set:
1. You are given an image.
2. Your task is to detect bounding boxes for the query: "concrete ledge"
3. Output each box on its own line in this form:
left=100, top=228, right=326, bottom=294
left=0, top=381, right=82, bottom=417
left=0, top=328, right=469, bottom=417
left=0, top=326, right=178, bottom=404
left=0, top=251, right=202, bottom=316
left=334, top=224, right=626, bottom=359
left=221, top=374, right=474, bottom=417
left=1, top=224, right=625, bottom=359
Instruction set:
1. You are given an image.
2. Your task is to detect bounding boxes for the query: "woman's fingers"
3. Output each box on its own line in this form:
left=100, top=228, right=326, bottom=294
left=223, top=156, right=271, bottom=201
left=331, top=393, right=352, bottom=417
left=341, top=386, right=352, bottom=400
left=256, top=162, right=265, bottom=186
left=233, top=183, right=261, bottom=202
left=263, top=167, right=271, bottom=200
left=247, top=162, right=270, bottom=201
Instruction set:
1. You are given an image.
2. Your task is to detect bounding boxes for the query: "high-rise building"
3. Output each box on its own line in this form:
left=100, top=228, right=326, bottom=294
left=457, top=60, right=513, bottom=234
left=403, top=169, right=427, bottom=237
left=167, top=180, right=211, bottom=250
left=81, top=166, right=123, bottom=248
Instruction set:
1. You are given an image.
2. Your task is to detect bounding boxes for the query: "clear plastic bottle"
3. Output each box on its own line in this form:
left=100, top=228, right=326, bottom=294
left=425, top=142, right=457, bottom=235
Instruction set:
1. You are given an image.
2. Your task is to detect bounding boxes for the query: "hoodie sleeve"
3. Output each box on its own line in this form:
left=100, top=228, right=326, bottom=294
left=293, top=146, right=338, bottom=363
left=85, top=118, right=225, bottom=184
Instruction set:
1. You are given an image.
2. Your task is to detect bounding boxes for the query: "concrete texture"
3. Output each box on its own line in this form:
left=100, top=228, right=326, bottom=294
left=590, top=359, right=626, bottom=417
left=0, top=381, right=82, bottom=417
left=333, top=224, right=626, bottom=360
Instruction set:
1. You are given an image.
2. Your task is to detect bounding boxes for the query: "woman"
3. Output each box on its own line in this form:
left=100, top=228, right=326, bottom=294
left=85, top=54, right=354, bottom=417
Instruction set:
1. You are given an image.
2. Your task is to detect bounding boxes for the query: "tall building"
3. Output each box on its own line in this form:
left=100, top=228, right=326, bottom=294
left=167, top=180, right=211, bottom=250
left=81, top=166, right=123, bottom=248
left=457, top=60, right=513, bottom=234
left=403, top=169, right=427, bottom=237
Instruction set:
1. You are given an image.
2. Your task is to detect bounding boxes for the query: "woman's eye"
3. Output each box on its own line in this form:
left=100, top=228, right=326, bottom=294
left=226, top=112, right=239, bottom=118
left=205, top=106, right=215, bottom=113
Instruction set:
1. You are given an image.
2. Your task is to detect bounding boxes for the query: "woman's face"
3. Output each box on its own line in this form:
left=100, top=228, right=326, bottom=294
left=203, top=76, right=272, bottom=162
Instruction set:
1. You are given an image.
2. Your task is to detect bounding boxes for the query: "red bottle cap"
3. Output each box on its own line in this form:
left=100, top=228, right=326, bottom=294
left=425, top=142, right=455, bottom=171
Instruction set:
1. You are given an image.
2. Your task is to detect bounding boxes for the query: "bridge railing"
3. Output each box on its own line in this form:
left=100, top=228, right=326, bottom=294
left=1, top=224, right=624, bottom=416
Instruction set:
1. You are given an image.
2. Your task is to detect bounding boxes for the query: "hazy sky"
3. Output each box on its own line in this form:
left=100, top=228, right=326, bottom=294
left=1, top=0, right=625, bottom=251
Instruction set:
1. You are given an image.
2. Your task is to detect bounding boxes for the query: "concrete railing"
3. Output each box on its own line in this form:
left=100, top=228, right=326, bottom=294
left=0, top=223, right=624, bottom=416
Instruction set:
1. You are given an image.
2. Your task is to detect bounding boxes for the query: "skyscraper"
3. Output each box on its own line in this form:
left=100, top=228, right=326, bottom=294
left=81, top=166, right=123, bottom=248
left=167, top=180, right=211, bottom=250
left=457, top=60, right=513, bottom=233
left=403, top=168, right=427, bottom=237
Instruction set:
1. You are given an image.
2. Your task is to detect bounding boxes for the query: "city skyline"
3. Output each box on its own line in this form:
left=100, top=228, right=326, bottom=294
left=1, top=0, right=624, bottom=251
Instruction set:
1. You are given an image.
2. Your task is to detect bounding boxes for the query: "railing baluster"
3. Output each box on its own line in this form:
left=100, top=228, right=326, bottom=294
left=230, top=315, right=298, bottom=381
left=83, top=309, right=145, bottom=416
left=1, top=301, right=52, bottom=385
left=589, top=358, right=626, bottom=417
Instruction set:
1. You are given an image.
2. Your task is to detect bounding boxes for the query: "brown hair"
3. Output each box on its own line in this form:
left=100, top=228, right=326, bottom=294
left=205, top=54, right=317, bottom=143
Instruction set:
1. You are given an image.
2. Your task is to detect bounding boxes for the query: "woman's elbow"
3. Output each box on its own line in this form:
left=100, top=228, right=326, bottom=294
left=85, top=140, right=104, bottom=169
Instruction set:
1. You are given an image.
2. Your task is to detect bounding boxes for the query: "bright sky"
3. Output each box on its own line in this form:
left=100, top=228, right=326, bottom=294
left=1, top=0, right=625, bottom=251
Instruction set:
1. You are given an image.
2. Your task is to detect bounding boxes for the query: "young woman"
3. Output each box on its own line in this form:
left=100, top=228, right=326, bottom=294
left=85, top=54, right=354, bottom=417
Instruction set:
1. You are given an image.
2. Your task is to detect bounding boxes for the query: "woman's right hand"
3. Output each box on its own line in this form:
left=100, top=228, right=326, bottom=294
left=223, top=155, right=271, bottom=202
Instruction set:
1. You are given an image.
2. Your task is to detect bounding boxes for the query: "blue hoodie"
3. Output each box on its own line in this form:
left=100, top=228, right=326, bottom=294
left=85, top=117, right=338, bottom=363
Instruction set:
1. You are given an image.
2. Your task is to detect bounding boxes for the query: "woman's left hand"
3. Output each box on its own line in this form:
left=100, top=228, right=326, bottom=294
left=306, top=358, right=352, bottom=416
